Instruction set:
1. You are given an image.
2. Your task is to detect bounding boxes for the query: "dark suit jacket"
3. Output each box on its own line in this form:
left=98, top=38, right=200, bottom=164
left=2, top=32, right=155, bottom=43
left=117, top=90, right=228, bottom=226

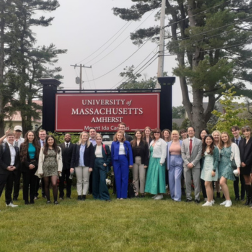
left=239, top=137, right=252, bottom=167
left=131, top=140, right=149, bottom=166
left=0, top=143, right=20, bottom=175
left=20, top=143, right=39, bottom=173
left=125, top=134, right=133, bottom=142
left=71, top=143, right=95, bottom=168
left=60, top=142, right=74, bottom=170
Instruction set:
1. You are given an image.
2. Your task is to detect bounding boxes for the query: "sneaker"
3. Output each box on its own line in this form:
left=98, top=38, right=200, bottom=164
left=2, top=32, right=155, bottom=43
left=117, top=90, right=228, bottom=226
left=152, top=194, right=158, bottom=199
left=202, top=201, right=212, bottom=207
left=220, top=201, right=227, bottom=206
left=6, top=202, right=18, bottom=207
left=225, top=200, right=232, bottom=207
left=211, top=200, right=215, bottom=205
left=154, top=195, right=163, bottom=200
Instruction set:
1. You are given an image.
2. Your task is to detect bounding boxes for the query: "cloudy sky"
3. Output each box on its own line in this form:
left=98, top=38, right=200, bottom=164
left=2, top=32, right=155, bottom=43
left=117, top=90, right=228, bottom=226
left=33, top=0, right=183, bottom=106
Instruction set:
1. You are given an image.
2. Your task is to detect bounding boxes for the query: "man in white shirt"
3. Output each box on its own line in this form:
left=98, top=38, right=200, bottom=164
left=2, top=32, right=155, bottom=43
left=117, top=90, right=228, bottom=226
left=0, top=132, right=20, bottom=208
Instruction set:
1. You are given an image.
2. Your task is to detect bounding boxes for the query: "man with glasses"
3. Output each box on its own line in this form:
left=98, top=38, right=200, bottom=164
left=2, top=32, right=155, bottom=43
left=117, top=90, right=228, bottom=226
left=181, top=127, right=202, bottom=203
left=231, top=126, right=245, bottom=201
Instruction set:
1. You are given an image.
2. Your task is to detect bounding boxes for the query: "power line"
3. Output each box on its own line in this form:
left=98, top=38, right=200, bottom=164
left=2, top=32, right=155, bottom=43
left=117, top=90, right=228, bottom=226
left=77, top=21, right=132, bottom=64
left=85, top=8, right=159, bottom=66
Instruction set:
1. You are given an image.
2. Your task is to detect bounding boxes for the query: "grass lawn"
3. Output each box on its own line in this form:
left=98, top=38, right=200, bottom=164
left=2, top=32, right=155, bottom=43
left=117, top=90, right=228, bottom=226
left=0, top=181, right=251, bottom=252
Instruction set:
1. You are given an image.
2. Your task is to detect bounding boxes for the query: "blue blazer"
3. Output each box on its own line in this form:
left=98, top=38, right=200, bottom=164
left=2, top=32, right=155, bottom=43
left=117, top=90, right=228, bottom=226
left=166, top=140, right=183, bottom=170
left=111, top=141, right=133, bottom=166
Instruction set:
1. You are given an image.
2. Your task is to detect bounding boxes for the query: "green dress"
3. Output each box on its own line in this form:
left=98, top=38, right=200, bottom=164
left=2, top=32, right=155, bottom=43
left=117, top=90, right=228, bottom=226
left=145, top=146, right=166, bottom=194
left=42, top=149, right=58, bottom=177
left=218, top=146, right=235, bottom=181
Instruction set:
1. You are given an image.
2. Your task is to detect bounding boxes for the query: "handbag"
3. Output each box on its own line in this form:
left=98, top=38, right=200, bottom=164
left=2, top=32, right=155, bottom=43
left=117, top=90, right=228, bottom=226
left=231, top=158, right=237, bottom=170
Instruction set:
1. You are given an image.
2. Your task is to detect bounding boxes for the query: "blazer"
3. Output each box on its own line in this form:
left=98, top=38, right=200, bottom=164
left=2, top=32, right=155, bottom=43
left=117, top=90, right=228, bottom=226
left=111, top=141, right=133, bottom=166
left=36, top=147, right=63, bottom=178
left=181, top=137, right=202, bottom=168
left=149, top=138, right=167, bottom=164
left=20, top=143, right=39, bottom=173
left=131, top=140, right=149, bottom=167
left=0, top=143, right=20, bottom=175
left=94, top=144, right=111, bottom=171
left=201, top=146, right=219, bottom=171
left=125, top=134, right=133, bottom=142
left=71, top=143, right=95, bottom=168
left=166, top=140, right=183, bottom=170
left=60, top=142, right=74, bottom=170
left=238, top=137, right=252, bottom=167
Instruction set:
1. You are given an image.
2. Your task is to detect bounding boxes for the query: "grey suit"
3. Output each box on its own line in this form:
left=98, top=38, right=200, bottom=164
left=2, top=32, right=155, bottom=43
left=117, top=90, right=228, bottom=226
left=181, top=137, right=202, bottom=201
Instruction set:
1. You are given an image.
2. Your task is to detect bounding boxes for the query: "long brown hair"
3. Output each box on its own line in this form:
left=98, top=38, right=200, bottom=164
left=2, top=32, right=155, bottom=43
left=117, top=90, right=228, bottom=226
left=202, top=135, right=214, bottom=156
left=219, top=132, right=232, bottom=149
left=43, top=135, right=60, bottom=155
left=161, top=129, right=171, bottom=142
left=131, top=130, right=144, bottom=147
left=20, top=131, right=40, bottom=162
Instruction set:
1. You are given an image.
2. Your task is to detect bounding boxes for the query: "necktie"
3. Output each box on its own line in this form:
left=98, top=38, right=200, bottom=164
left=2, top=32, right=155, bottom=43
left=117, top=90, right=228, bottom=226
left=66, top=143, right=69, bottom=148
left=14, top=141, right=18, bottom=147
left=42, top=141, right=44, bottom=147
left=235, top=139, right=238, bottom=145
left=189, top=139, right=192, bottom=156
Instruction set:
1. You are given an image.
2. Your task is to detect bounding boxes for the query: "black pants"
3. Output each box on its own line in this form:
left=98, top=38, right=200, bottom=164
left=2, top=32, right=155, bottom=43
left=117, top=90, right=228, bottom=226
left=234, top=173, right=245, bottom=199
left=13, top=169, right=21, bottom=199
left=35, top=177, right=45, bottom=197
left=59, top=169, right=72, bottom=198
left=22, top=169, right=37, bottom=203
left=0, top=172, right=14, bottom=204
left=89, top=172, right=93, bottom=194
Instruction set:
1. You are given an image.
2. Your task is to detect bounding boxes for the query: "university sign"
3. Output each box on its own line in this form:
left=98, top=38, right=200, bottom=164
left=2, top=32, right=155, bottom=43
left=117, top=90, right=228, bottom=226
left=39, top=77, right=175, bottom=133
left=55, top=93, right=160, bottom=132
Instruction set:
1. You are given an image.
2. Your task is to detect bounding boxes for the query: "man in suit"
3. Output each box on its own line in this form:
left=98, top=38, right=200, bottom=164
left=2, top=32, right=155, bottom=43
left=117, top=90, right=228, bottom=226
left=118, top=122, right=132, bottom=142
left=0, top=132, right=20, bottom=207
left=181, top=127, right=202, bottom=203
left=231, top=126, right=245, bottom=200
left=59, top=133, right=74, bottom=199
left=34, top=129, right=47, bottom=199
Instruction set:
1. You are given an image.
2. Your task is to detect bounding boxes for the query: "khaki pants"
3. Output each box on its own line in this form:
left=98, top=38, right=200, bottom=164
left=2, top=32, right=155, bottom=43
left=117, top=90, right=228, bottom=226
left=132, top=156, right=146, bottom=194
left=75, top=166, right=90, bottom=195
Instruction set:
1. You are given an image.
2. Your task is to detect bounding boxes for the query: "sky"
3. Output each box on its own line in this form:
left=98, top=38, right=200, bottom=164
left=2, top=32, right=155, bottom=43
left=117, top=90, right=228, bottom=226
left=32, top=0, right=183, bottom=106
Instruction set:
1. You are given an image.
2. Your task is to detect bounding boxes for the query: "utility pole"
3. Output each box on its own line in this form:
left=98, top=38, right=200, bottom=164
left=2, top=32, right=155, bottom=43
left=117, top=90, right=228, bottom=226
left=70, top=64, right=92, bottom=90
left=156, top=0, right=166, bottom=89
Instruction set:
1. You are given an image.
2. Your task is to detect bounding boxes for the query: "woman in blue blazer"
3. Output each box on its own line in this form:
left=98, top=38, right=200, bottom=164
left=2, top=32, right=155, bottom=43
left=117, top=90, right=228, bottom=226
left=167, top=130, right=183, bottom=201
left=111, top=130, right=133, bottom=199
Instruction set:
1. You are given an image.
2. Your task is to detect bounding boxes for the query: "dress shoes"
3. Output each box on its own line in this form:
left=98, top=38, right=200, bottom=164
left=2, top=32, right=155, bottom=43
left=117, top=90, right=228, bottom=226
left=77, top=196, right=82, bottom=200
left=13, top=197, right=18, bottom=201
left=186, top=199, right=192, bottom=202
left=235, top=197, right=240, bottom=201
left=194, top=199, right=200, bottom=204
left=59, top=197, right=63, bottom=200
left=54, top=201, right=59, bottom=205
left=202, top=201, right=212, bottom=207
left=46, top=200, right=51, bottom=204
left=225, top=200, right=232, bottom=207
left=6, top=202, right=18, bottom=207
left=82, top=195, right=86, bottom=201
left=25, top=201, right=30, bottom=205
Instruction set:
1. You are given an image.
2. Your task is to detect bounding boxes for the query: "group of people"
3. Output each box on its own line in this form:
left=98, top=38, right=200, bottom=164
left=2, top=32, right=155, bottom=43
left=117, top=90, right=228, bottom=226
left=0, top=123, right=251, bottom=209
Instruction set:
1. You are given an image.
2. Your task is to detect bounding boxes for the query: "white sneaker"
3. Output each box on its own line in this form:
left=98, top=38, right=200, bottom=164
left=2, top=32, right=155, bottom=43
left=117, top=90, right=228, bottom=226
left=154, top=195, right=163, bottom=200
left=152, top=194, right=158, bottom=199
left=202, top=201, right=212, bottom=206
left=225, top=200, right=232, bottom=207
left=220, top=201, right=227, bottom=206
left=204, top=198, right=207, bottom=202
left=6, top=202, right=18, bottom=207
left=211, top=200, right=215, bottom=205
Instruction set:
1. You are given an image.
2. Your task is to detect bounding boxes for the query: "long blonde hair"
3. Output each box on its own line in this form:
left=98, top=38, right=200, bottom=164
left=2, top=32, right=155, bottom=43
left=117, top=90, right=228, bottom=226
left=113, top=130, right=125, bottom=142
left=78, top=131, right=91, bottom=147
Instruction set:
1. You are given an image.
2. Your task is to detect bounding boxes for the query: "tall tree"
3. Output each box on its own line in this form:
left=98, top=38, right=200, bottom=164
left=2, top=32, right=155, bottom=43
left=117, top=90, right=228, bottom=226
left=6, top=0, right=66, bottom=133
left=113, top=1, right=252, bottom=135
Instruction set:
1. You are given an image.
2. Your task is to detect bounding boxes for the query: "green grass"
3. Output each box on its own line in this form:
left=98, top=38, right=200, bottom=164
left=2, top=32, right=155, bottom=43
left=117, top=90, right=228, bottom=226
left=0, top=182, right=251, bottom=252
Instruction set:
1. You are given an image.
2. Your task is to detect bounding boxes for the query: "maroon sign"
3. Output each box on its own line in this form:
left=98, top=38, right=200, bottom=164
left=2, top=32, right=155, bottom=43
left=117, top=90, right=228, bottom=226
left=55, top=93, right=160, bottom=132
